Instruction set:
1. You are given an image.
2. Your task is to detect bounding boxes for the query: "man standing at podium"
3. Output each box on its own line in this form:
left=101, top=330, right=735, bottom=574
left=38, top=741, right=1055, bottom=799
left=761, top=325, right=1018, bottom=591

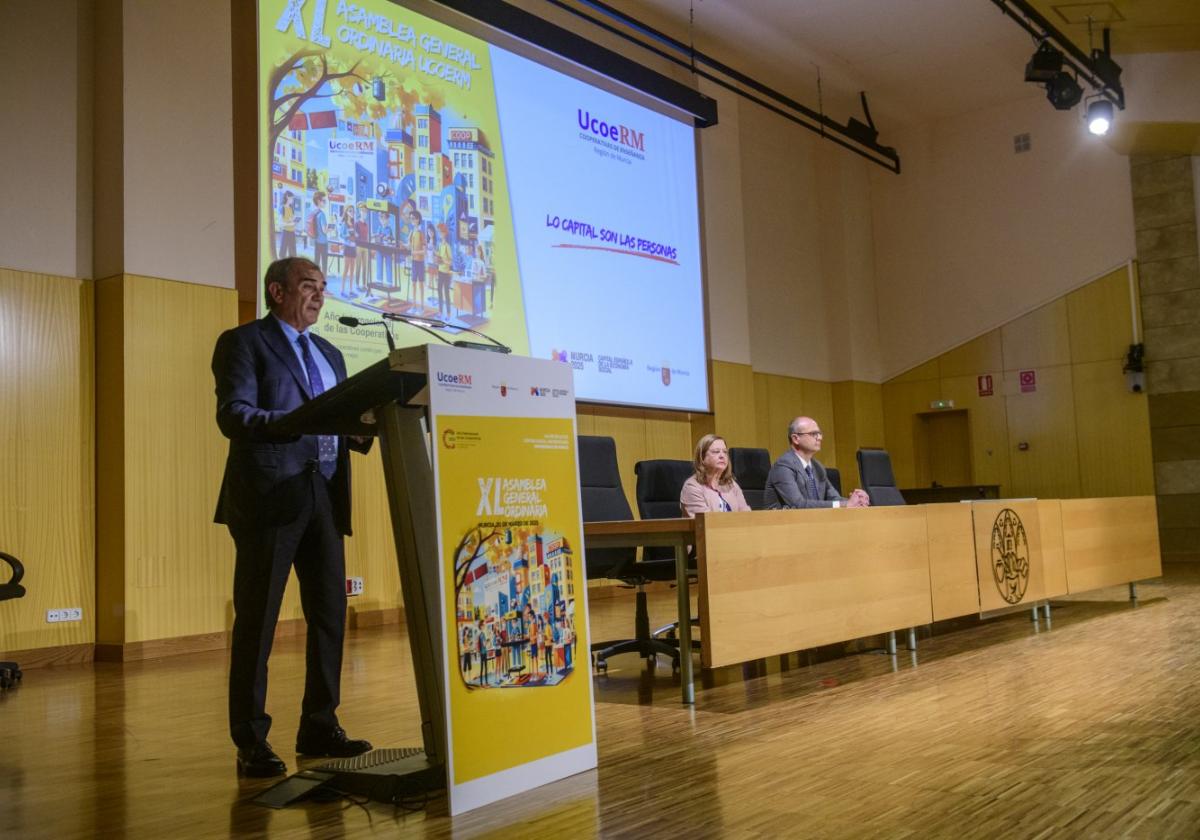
left=764, top=416, right=871, bottom=510
left=212, top=257, right=373, bottom=778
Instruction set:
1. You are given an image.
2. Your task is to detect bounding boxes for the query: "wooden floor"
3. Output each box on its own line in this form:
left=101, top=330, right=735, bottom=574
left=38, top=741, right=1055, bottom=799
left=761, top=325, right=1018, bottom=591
left=3, top=566, right=1200, bottom=839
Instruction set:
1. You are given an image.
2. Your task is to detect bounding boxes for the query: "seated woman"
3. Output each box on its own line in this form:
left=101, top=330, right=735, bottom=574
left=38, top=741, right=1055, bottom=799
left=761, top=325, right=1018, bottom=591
left=680, top=434, right=751, bottom=516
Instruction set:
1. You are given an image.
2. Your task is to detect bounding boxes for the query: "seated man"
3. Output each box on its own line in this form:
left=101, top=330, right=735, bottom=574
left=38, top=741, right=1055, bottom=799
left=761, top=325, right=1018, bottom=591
left=764, top=416, right=870, bottom=509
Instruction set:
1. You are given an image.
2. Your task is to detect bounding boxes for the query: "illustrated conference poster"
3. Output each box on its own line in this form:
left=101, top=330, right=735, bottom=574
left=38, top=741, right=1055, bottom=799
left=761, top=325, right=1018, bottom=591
left=257, top=0, right=709, bottom=411
left=426, top=344, right=596, bottom=814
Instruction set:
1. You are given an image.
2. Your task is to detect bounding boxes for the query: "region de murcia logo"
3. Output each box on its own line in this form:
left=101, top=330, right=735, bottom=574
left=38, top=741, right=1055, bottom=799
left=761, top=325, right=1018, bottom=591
left=990, top=508, right=1029, bottom=604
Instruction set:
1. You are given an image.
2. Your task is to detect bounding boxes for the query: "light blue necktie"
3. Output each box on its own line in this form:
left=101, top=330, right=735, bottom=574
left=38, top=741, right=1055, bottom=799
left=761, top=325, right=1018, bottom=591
left=297, top=334, right=337, bottom=480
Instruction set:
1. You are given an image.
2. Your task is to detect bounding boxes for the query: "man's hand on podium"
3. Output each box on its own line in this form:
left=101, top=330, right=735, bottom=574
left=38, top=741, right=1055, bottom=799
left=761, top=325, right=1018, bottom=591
left=847, top=489, right=871, bottom=508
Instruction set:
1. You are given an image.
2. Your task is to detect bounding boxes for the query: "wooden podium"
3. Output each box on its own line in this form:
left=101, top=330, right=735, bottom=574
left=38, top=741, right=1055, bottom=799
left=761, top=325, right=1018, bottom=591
left=259, top=346, right=450, bottom=804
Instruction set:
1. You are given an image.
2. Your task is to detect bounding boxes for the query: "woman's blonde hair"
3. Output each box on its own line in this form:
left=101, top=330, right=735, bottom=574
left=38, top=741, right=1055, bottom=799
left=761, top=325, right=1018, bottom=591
left=693, top=434, right=733, bottom=485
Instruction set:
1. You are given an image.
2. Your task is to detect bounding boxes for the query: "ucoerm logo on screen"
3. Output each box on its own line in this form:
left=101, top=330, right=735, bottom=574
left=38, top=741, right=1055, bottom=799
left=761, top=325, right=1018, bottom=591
left=577, top=109, right=644, bottom=152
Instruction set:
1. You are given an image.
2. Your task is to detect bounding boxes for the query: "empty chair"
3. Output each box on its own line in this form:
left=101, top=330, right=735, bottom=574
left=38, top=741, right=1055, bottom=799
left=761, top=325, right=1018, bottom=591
left=577, top=436, right=679, bottom=672
left=1, top=551, right=26, bottom=690
left=635, top=459, right=702, bottom=645
left=729, top=447, right=772, bottom=510
left=856, top=448, right=906, bottom=506
left=633, top=459, right=694, bottom=561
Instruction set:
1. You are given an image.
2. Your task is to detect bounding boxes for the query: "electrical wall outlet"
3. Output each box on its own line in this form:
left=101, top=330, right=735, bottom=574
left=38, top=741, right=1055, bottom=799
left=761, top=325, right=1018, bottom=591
left=346, top=577, right=364, bottom=596
left=46, top=608, right=83, bottom=623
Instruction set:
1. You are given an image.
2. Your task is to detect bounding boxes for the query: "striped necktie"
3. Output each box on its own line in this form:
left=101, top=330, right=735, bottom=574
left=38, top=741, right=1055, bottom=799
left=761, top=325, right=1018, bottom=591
left=804, top=464, right=819, bottom=500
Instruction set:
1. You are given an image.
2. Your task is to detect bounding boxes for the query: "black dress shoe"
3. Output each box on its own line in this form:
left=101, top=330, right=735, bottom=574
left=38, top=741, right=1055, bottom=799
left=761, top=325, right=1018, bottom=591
left=236, top=741, right=287, bottom=778
left=295, top=726, right=372, bottom=758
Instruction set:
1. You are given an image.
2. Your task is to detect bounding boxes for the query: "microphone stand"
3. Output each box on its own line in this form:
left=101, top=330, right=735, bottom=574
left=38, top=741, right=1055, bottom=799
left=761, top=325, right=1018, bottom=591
left=381, top=312, right=510, bottom=354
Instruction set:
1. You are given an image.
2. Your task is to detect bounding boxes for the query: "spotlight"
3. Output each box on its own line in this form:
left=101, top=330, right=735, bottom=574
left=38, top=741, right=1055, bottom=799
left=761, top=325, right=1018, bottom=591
left=1045, top=71, right=1083, bottom=110
left=1087, top=99, right=1114, bottom=135
left=1025, top=42, right=1064, bottom=83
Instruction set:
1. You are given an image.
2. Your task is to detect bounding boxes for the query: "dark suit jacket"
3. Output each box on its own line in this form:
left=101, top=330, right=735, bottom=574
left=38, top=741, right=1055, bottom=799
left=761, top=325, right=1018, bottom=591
left=212, top=315, right=369, bottom=535
left=763, top=450, right=846, bottom=509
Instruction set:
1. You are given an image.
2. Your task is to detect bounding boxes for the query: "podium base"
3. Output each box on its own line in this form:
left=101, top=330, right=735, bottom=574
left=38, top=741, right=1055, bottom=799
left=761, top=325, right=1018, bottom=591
left=253, top=747, right=444, bottom=808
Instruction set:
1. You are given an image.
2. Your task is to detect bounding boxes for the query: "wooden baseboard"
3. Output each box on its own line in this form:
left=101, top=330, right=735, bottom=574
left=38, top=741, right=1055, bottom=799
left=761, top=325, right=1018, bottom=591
left=350, top=606, right=403, bottom=629
left=0, top=643, right=94, bottom=669
left=87, top=605, right=406, bottom=664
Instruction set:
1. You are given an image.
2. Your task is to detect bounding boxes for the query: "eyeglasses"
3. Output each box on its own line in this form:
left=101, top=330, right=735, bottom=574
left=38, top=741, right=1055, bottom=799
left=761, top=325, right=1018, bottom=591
left=792, top=429, right=822, bottom=438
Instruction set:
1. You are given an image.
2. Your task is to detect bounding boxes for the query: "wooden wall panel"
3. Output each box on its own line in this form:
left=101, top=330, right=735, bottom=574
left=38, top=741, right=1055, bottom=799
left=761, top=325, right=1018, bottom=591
left=851, top=381, right=885, bottom=447
left=710, top=360, right=758, bottom=449
left=890, top=359, right=939, bottom=384
left=1067, top=266, right=1137, bottom=364
left=1072, top=361, right=1155, bottom=498
left=752, top=372, right=771, bottom=450
left=95, top=276, right=125, bottom=645
left=882, top=268, right=1150, bottom=502
left=831, top=381, right=859, bottom=488
left=0, top=269, right=94, bottom=654
left=938, top=374, right=1011, bottom=492
left=829, top=380, right=885, bottom=492
left=881, top=378, right=941, bottom=488
left=345, top=448, right=405, bottom=615
left=762, top=373, right=804, bottom=455
left=939, top=330, right=1003, bottom=379
left=120, top=275, right=238, bottom=641
left=1001, top=298, right=1072, bottom=371
left=801, top=379, right=836, bottom=467
left=1004, top=365, right=1082, bottom=500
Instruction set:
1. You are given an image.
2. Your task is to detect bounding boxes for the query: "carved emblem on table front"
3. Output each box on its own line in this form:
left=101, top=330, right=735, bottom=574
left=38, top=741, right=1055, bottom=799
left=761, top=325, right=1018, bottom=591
left=990, top=508, right=1029, bottom=604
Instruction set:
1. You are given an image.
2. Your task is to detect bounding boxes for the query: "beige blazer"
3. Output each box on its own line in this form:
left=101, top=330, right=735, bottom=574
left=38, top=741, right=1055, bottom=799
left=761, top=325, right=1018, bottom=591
left=679, top=475, right=751, bottom=517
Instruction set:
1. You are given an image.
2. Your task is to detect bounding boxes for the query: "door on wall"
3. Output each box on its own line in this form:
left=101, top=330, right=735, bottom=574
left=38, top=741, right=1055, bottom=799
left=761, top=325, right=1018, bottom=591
left=914, top=409, right=972, bottom=487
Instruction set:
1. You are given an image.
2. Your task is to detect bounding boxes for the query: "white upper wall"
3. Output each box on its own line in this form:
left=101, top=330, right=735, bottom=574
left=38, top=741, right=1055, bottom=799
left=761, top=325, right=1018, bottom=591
left=870, top=93, right=1136, bottom=378
left=121, top=0, right=233, bottom=288
left=697, top=79, right=752, bottom=366
left=0, top=0, right=90, bottom=278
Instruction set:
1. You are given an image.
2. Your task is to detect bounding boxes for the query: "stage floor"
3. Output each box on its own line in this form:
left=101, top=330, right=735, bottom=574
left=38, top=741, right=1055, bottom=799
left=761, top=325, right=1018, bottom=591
left=3, top=566, right=1199, bottom=838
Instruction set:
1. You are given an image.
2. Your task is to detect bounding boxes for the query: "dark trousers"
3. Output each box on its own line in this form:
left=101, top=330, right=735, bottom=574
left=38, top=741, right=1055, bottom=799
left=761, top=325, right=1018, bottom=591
left=228, top=474, right=346, bottom=748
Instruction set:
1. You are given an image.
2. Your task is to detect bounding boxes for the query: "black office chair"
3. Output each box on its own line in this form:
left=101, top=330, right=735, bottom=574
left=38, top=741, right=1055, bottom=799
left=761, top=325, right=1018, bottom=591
left=1, top=551, right=26, bottom=690
left=633, top=459, right=694, bottom=561
left=729, top=447, right=771, bottom=510
left=856, top=449, right=906, bottom=506
left=634, top=459, right=703, bottom=646
left=826, top=466, right=843, bottom=496
left=577, top=436, right=680, bottom=672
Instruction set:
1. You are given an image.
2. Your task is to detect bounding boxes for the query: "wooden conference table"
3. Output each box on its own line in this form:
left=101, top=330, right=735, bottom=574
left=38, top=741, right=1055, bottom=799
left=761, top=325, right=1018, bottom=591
left=584, top=496, right=1161, bottom=706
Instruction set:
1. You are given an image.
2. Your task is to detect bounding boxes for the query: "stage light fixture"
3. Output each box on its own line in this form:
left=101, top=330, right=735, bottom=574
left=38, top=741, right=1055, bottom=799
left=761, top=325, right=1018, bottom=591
left=1045, top=71, right=1083, bottom=110
left=1024, top=42, right=1064, bottom=83
left=1087, top=99, right=1113, bottom=135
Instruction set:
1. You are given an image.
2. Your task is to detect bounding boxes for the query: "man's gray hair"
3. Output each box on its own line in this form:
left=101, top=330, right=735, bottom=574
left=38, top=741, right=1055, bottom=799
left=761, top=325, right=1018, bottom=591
left=263, top=257, right=317, bottom=307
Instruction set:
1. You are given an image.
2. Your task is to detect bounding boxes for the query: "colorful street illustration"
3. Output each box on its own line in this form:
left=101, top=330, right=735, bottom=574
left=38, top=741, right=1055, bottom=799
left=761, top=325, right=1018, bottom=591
left=452, top=524, right=577, bottom=689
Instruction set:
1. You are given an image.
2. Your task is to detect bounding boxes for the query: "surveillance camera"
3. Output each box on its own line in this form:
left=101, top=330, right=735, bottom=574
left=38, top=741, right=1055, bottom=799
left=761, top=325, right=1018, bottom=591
left=1126, top=370, right=1145, bottom=393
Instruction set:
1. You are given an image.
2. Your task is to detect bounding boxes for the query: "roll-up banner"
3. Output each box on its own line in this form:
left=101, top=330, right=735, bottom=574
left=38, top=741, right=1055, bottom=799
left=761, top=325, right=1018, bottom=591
left=425, top=344, right=596, bottom=815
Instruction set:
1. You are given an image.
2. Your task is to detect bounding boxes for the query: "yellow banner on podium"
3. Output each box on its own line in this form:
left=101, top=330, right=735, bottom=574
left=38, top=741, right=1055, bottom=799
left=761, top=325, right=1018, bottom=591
left=426, top=345, right=595, bottom=815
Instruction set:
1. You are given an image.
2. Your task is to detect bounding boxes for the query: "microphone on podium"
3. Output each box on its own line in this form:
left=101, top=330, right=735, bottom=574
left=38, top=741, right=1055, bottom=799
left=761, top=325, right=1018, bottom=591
left=338, top=315, right=396, bottom=352
left=341, top=312, right=511, bottom=354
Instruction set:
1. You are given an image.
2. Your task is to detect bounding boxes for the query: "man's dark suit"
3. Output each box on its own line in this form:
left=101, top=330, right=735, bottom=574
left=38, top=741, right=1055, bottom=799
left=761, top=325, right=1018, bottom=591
left=212, top=314, right=369, bottom=748
left=763, top=450, right=846, bottom=509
